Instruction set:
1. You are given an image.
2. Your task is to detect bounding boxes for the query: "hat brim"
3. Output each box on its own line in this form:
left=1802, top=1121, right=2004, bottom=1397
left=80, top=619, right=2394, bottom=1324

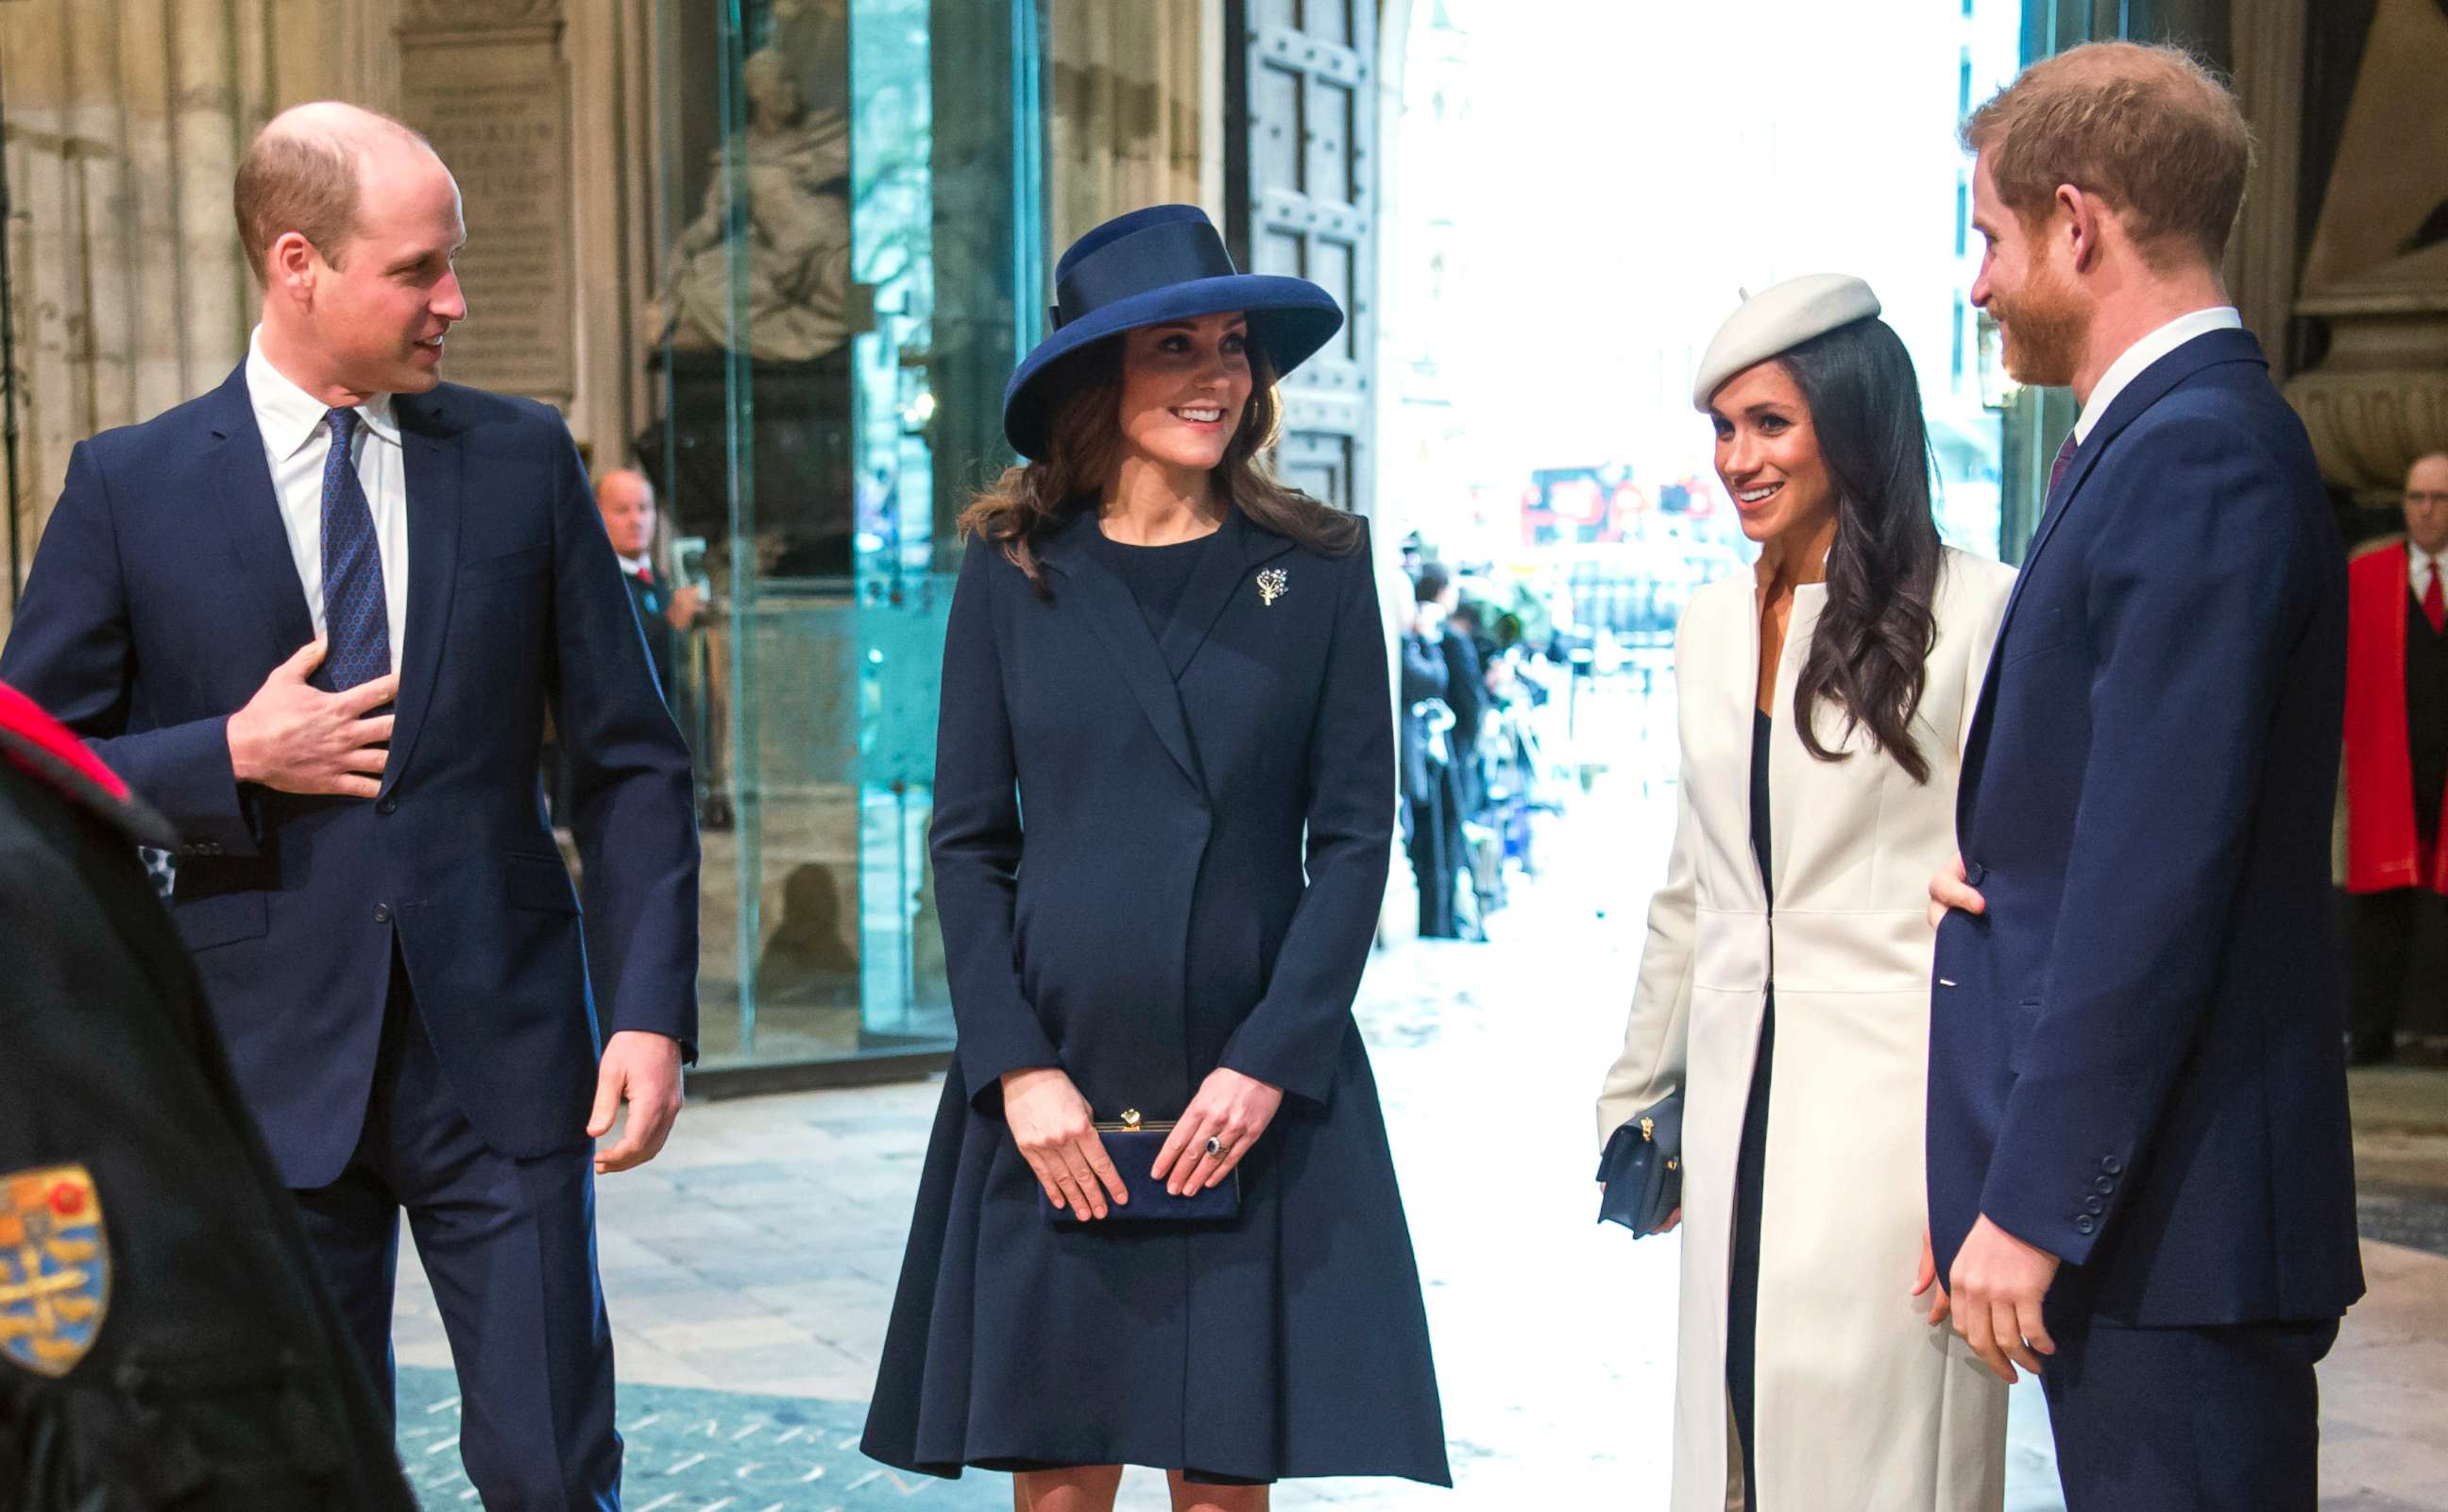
left=1002, top=274, right=1344, bottom=460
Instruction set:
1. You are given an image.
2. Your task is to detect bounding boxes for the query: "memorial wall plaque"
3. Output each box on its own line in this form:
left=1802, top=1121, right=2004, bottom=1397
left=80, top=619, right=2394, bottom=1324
left=397, top=5, right=575, bottom=408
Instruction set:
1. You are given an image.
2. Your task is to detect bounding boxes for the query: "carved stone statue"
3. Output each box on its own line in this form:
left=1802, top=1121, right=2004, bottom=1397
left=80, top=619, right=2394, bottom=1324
left=659, top=47, right=855, bottom=364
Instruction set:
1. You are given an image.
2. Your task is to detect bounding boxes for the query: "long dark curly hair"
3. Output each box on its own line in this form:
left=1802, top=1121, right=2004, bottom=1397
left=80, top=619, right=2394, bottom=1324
left=959, top=339, right=1364, bottom=597
left=1776, top=318, right=1946, bottom=784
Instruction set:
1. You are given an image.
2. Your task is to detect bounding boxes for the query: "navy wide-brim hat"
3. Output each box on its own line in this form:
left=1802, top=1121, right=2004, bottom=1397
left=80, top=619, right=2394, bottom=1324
left=1002, top=204, right=1345, bottom=461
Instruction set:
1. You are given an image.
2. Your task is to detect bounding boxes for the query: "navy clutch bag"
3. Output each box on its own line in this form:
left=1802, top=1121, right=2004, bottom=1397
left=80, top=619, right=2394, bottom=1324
left=1595, top=1092, right=1683, bottom=1235
left=1043, top=1112, right=1242, bottom=1225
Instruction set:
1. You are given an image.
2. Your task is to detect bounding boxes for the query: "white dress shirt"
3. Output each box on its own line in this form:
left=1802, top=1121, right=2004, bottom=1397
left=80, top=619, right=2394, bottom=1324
left=2073, top=305, right=2244, bottom=444
left=2410, top=542, right=2446, bottom=605
left=244, top=327, right=409, bottom=672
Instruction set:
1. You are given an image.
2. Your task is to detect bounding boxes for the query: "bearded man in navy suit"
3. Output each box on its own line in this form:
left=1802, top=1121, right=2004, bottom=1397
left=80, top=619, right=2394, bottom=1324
left=1925, top=43, right=2362, bottom=1512
left=0, top=102, right=698, bottom=1509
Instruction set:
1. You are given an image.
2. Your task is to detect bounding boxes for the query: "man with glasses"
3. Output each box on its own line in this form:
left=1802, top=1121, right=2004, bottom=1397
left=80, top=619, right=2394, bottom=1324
left=2341, top=451, right=2448, bottom=1063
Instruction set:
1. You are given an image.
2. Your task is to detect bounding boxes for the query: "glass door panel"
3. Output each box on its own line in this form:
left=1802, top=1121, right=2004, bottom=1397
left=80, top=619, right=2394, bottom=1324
left=646, top=0, right=1038, bottom=1072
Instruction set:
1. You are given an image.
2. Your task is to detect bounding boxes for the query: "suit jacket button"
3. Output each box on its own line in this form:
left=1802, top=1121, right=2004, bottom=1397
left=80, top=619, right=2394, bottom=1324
left=2075, top=1215, right=2097, bottom=1235
left=2100, top=1156, right=2124, bottom=1175
left=1964, top=860, right=1988, bottom=886
left=372, top=904, right=393, bottom=924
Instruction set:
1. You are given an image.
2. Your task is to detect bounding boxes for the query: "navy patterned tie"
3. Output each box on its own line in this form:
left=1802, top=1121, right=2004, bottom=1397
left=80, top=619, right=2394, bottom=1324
left=319, top=408, right=391, bottom=690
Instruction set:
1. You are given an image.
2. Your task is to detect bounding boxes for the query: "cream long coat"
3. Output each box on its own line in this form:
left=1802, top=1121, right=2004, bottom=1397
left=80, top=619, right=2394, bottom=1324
left=1598, top=547, right=2015, bottom=1512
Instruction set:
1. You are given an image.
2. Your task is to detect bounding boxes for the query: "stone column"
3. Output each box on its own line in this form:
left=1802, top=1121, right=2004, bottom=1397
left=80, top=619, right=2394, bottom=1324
left=2228, top=0, right=2305, bottom=374
left=561, top=0, right=654, bottom=467
left=1046, top=0, right=1213, bottom=249
left=0, top=0, right=388, bottom=630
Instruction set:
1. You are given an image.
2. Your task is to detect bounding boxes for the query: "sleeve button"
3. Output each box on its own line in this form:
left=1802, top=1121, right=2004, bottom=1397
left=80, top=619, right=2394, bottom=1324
left=2075, top=1215, right=2098, bottom=1234
left=2101, top=1156, right=2124, bottom=1175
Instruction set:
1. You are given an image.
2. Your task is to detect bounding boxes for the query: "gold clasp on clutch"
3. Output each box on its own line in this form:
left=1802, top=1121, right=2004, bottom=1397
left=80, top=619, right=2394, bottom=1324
left=1121, top=1109, right=1142, bottom=1131
left=1640, top=1116, right=1655, bottom=1142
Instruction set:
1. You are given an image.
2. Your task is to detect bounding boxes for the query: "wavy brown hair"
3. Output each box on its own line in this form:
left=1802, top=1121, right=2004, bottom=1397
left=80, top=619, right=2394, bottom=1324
left=960, top=338, right=1365, bottom=597
left=1775, top=318, right=1945, bottom=784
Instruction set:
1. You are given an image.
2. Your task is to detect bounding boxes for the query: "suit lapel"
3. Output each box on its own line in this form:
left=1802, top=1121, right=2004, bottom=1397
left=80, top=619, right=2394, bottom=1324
left=1959, top=438, right=2096, bottom=788
left=381, top=390, right=465, bottom=800
left=1161, top=508, right=1295, bottom=680
left=1039, top=510, right=1205, bottom=793
left=202, top=367, right=316, bottom=657
left=1962, top=328, right=2270, bottom=823
left=1959, top=434, right=2105, bottom=821
left=1998, top=329, right=2267, bottom=642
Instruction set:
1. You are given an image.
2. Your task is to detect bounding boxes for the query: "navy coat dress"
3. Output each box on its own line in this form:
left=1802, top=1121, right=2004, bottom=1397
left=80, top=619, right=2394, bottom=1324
left=861, top=505, right=1450, bottom=1487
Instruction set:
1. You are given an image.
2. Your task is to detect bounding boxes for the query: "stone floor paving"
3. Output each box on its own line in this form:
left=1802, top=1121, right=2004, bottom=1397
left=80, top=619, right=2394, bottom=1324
left=394, top=773, right=2448, bottom=1510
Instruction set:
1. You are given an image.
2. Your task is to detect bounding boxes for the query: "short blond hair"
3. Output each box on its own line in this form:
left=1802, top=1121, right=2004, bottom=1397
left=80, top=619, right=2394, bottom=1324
left=233, top=103, right=430, bottom=281
left=1963, top=41, right=2252, bottom=268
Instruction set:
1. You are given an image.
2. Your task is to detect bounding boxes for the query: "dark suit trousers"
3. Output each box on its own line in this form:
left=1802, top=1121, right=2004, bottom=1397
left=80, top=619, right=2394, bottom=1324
left=2039, top=1310, right=2336, bottom=1512
left=292, top=948, right=621, bottom=1510
left=2351, top=885, right=2435, bottom=1044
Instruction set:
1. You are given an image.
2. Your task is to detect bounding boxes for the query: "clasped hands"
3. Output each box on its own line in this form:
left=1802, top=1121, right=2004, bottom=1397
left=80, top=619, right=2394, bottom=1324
left=1000, top=1064, right=1283, bottom=1220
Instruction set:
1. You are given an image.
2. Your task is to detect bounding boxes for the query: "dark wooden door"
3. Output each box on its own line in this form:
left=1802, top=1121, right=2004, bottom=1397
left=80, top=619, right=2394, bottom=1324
left=1225, top=0, right=1378, bottom=519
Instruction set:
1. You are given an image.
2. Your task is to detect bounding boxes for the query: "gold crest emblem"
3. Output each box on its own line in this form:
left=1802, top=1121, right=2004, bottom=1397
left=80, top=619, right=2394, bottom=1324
left=1257, top=568, right=1289, bottom=606
left=0, top=1165, right=109, bottom=1377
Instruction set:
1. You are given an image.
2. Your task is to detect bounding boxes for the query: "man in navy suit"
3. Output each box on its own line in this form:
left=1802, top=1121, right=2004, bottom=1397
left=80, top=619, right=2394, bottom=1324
left=0, top=102, right=698, bottom=1508
left=1927, top=43, right=2363, bottom=1511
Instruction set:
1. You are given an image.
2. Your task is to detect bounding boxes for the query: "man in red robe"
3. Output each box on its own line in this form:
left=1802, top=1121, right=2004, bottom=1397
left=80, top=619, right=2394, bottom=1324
left=2343, top=451, right=2448, bottom=1062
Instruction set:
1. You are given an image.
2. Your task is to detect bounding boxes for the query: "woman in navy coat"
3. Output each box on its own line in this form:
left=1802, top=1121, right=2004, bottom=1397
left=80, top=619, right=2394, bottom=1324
left=861, top=205, right=1449, bottom=1509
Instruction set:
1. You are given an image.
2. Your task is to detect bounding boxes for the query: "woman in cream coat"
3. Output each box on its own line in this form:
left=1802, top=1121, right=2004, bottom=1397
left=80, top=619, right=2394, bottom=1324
left=1597, top=276, right=2014, bottom=1512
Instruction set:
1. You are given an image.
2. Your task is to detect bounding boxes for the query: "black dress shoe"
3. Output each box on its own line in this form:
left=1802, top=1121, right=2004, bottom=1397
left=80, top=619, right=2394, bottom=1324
left=2346, top=1030, right=2397, bottom=1066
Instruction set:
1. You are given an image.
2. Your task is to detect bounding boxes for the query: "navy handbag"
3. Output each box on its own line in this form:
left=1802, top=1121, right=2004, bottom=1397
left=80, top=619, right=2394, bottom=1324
left=1043, top=1109, right=1242, bottom=1225
left=1596, top=1091, right=1683, bottom=1235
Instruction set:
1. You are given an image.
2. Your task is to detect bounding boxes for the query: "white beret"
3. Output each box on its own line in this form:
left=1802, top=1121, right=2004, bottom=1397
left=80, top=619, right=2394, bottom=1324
left=1692, top=273, right=1882, bottom=411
